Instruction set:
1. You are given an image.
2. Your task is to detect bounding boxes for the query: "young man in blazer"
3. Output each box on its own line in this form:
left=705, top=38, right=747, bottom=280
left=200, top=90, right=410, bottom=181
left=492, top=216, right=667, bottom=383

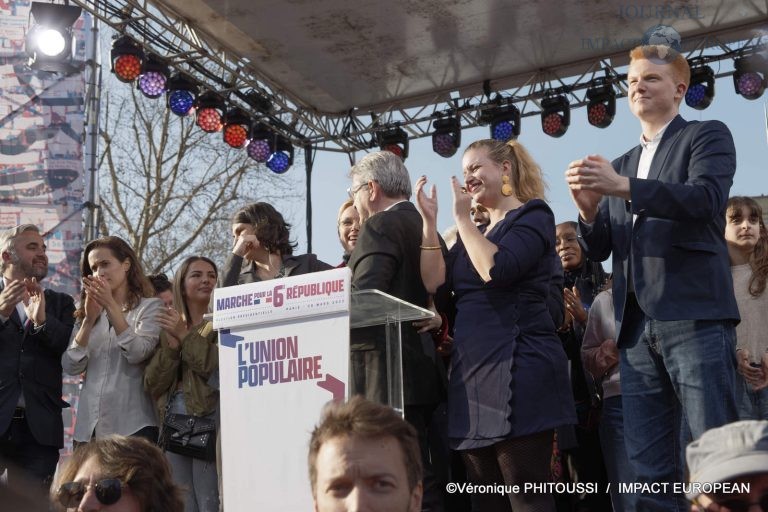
left=566, top=45, right=739, bottom=511
left=0, top=225, right=75, bottom=488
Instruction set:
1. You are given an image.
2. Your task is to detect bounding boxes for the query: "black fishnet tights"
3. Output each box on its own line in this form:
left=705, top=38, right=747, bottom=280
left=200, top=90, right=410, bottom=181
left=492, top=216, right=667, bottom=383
left=461, top=430, right=555, bottom=512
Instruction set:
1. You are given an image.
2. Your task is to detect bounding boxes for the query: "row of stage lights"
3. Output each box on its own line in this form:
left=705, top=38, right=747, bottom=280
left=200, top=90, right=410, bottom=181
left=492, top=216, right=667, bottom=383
left=406, top=56, right=767, bottom=160
left=23, top=2, right=767, bottom=165
left=110, top=37, right=295, bottom=173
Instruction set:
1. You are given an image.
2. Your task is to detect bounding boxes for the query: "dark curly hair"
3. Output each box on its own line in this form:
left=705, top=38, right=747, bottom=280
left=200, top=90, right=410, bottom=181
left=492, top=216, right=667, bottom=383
left=75, top=236, right=154, bottom=320
left=51, top=435, right=184, bottom=512
left=232, top=202, right=297, bottom=255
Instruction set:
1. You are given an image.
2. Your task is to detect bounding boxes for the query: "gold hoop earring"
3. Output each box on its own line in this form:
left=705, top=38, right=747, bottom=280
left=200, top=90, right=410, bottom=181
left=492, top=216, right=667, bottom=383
left=501, top=175, right=513, bottom=197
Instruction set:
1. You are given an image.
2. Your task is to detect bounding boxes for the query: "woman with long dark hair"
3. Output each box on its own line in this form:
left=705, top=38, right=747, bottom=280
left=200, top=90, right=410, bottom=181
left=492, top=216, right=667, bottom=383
left=63, top=236, right=161, bottom=444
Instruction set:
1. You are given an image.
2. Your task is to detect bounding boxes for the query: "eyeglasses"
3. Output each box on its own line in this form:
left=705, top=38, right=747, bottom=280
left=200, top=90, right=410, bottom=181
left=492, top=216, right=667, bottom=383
left=56, top=478, right=124, bottom=507
left=346, top=182, right=368, bottom=198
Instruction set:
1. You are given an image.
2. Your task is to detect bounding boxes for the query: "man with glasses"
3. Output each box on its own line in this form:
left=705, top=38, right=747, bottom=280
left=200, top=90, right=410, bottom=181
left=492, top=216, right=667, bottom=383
left=347, top=151, right=444, bottom=511
left=0, top=224, right=75, bottom=489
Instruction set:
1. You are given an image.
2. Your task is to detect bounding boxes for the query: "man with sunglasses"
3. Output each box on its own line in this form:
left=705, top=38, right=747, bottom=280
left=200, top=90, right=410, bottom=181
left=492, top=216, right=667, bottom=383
left=0, top=225, right=75, bottom=489
left=687, top=421, right=768, bottom=512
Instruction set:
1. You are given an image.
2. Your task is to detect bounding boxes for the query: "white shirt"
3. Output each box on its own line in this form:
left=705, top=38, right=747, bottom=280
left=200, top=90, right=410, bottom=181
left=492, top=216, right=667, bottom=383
left=633, top=119, right=673, bottom=224
left=63, top=297, right=162, bottom=441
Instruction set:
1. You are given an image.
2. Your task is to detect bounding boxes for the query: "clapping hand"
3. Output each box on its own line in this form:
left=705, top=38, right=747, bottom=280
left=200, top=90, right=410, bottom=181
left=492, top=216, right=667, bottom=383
left=450, top=176, right=472, bottom=222
left=0, top=279, right=26, bottom=318
left=157, top=307, right=186, bottom=349
left=414, top=175, right=438, bottom=228
left=22, top=278, right=46, bottom=326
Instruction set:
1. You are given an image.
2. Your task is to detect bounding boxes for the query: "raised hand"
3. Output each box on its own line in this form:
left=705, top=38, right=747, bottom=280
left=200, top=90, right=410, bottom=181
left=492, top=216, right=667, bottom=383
left=450, top=176, right=472, bottom=222
left=157, top=307, right=187, bottom=342
left=22, top=278, right=46, bottom=326
left=82, top=289, right=103, bottom=321
left=564, top=286, right=588, bottom=324
left=232, top=233, right=258, bottom=258
left=414, top=175, right=438, bottom=228
left=82, top=275, right=119, bottom=311
left=565, top=156, right=607, bottom=222
left=0, top=279, right=26, bottom=318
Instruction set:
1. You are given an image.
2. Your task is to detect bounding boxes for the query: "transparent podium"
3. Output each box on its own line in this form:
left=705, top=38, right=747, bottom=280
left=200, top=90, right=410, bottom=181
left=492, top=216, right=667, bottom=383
left=350, top=289, right=434, bottom=416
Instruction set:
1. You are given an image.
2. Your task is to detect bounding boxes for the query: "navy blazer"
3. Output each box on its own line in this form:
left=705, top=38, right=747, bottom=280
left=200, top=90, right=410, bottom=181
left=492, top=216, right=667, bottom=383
left=0, top=282, right=75, bottom=447
left=578, top=115, right=739, bottom=347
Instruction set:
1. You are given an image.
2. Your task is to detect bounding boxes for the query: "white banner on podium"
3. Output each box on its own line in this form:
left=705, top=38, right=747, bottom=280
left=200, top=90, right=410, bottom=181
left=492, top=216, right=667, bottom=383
left=214, top=268, right=350, bottom=512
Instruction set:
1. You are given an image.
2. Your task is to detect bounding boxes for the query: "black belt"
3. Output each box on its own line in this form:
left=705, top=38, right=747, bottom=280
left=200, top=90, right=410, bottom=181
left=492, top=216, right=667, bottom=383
left=12, top=407, right=25, bottom=420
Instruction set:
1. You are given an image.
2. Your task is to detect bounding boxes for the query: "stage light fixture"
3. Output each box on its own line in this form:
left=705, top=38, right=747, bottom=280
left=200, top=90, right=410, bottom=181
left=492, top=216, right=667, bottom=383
left=137, top=54, right=169, bottom=99
left=376, top=126, right=409, bottom=160
left=247, top=123, right=273, bottom=163
left=480, top=103, right=521, bottom=142
left=733, top=55, right=766, bottom=100
left=540, top=93, right=570, bottom=138
left=431, top=116, right=461, bottom=158
left=267, top=136, right=294, bottom=174
left=166, top=73, right=198, bottom=117
left=111, top=36, right=144, bottom=83
left=586, top=80, right=616, bottom=128
left=223, top=109, right=250, bottom=149
left=685, top=64, right=715, bottom=110
left=25, top=2, right=82, bottom=73
left=195, top=92, right=225, bottom=133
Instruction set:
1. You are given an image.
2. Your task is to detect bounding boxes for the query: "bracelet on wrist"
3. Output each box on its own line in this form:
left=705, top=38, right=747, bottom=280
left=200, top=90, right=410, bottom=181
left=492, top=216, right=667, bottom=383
left=420, top=245, right=441, bottom=250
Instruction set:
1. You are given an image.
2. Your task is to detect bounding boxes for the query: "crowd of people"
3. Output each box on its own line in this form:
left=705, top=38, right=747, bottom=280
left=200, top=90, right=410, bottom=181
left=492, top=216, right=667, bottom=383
left=0, top=43, right=767, bottom=512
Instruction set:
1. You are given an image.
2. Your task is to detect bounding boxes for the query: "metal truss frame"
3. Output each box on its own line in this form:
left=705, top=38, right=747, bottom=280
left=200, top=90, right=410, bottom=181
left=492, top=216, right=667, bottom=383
left=69, top=0, right=765, bottom=154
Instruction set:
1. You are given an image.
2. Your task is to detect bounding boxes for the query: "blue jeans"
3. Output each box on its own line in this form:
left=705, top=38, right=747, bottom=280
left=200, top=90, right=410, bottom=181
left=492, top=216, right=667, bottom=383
left=599, top=395, right=637, bottom=512
left=166, top=392, right=220, bottom=512
left=620, top=318, right=738, bottom=512
left=736, top=375, right=768, bottom=420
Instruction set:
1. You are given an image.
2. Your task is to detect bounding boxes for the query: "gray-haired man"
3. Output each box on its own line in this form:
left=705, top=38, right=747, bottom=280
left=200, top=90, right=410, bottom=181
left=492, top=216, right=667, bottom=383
left=0, top=225, right=74, bottom=488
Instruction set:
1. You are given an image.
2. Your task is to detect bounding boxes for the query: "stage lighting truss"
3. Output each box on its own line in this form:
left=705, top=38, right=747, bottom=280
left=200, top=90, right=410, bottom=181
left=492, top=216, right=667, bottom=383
left=25, top=2, right=82, bottom=73
left=166, top=73, right=198, bottom=117
left=733, top=54, right=766, bottom=100
left=479, top=103, right=521, bottom=142
left=685, top=62, right=715, bottom=110
left=195, top=92, right=226, bottom=133
left=376, top=126, right=409, bottom=160
left=138, top=54, right=169, bottom=99
left=247, top=122, right=274, bottom=163
left=431, top=116, right=461, bottom=158
left=223, top=109, right=251, bottom=149
left=586, top=79, right=616, bottom=128
left=267, top=136, right=295, bottom=174
left=111, top=36, right=144, bottom=83
left=540, top=93, right=570, bottom=138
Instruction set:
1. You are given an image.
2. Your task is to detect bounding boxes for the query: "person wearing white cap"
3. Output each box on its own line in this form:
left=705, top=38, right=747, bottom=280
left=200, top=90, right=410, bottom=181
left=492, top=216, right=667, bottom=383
left=687, top=420, right=768, bottom=511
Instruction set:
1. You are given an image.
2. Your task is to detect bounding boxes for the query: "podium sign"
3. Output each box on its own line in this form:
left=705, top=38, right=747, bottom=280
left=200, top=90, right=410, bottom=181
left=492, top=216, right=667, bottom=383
left=214, top=268, right=350, bottom=512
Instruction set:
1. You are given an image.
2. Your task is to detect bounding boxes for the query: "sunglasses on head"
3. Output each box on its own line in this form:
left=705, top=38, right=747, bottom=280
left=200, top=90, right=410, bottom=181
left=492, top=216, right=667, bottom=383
left=56, top=478, right=124, bottom=507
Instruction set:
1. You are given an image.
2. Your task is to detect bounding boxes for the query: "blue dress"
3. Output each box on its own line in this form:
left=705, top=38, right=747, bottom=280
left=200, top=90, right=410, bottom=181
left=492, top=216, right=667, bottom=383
left=444, top=199, right=576, bottom=450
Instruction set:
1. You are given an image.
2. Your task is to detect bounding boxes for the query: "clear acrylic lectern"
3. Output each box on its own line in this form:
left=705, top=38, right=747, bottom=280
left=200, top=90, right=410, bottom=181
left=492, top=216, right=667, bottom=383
left=350, top=289, right=434, bottom=417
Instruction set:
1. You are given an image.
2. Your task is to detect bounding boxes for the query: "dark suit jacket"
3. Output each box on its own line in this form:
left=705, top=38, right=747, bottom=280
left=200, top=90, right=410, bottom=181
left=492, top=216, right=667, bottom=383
left=348, top=201, right=441, bottom=406
left=578, top=115, right=739, bottom=347
left=0, top=283, right=75, bottom=447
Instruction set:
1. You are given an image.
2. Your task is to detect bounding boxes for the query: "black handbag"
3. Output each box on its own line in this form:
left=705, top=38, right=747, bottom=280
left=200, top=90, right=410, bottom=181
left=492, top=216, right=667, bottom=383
left=159, top=412, right=217, bottom=461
